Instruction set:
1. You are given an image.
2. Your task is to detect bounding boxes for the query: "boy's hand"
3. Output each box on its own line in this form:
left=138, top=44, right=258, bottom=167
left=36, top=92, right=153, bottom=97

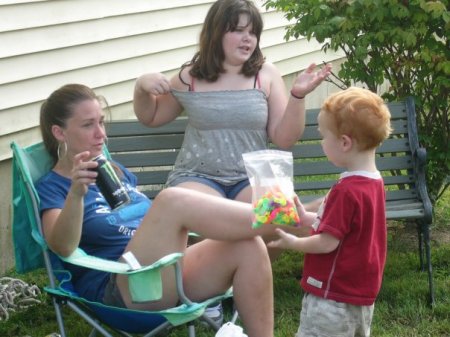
left=294, top=195, right=318, bottom=228
left=267, top=228, right=299, bottom=250
left=294, top=195, right=307, bottom=217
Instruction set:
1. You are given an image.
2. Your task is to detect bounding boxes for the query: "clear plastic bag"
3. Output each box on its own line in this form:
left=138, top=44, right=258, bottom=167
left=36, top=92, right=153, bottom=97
left=215, top=311, right=247, bottom=337
left=242, top=150, right=300, bottom=228
left=215, top=322, right=248, bottom=337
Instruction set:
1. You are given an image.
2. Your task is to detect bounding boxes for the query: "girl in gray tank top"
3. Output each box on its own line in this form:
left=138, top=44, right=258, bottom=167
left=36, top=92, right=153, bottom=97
left=134, top=0, right=332, bottom=203
left=133, top=2, right=331, bottom=325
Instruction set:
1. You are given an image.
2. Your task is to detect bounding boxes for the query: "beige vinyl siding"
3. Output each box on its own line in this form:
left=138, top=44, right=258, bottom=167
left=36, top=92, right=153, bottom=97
left=0, top=0, right=344, bottom=273
left=0, top=0, right=214, bottom=159
left=0, top=0, right=344, bottom=161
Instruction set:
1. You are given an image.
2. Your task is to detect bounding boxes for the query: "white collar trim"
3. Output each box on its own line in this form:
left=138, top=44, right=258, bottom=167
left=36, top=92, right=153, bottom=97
left=340, top=170, right=382, bottom=180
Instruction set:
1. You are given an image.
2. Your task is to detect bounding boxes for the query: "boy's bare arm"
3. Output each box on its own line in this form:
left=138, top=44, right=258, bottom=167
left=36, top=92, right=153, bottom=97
left=267, top=229, right=339, bottom=254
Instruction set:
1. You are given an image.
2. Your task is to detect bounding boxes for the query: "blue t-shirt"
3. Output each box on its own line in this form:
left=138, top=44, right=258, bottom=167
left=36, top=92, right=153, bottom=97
left=36, top=162, right=151, bottom=302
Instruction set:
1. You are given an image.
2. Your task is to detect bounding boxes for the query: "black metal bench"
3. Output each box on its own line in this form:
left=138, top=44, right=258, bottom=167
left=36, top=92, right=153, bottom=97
left=106, top=97, right=434, bottom=304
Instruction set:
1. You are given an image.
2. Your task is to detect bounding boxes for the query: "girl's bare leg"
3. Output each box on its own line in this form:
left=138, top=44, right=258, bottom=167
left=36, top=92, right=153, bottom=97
left=183, top=238, right=274, bottom=337
left=174, top=183, right=274, bottom=336
left=116, top=187, right=275, bottom=336
left=176, top=182, right=288, bottom=262
left=175, top=181, right=224, bottom=197
left=234, top=184, right=252, bottom=203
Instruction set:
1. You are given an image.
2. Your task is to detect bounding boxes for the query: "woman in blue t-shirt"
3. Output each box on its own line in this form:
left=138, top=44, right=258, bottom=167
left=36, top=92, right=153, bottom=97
left=37, top=83, right=280, bottom=337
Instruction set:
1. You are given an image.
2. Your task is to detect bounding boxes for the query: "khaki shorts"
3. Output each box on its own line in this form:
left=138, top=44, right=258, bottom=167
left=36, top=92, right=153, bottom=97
left=296, top=293, right=374, bottom=337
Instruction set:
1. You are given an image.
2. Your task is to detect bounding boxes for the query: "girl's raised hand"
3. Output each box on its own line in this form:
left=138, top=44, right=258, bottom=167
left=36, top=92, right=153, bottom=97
left=136, top=73, right=171, bottom=96
left=291, top=63, right=332, bottom=98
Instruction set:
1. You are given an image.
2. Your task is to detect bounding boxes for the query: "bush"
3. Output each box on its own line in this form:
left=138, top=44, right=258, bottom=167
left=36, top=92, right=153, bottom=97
left=265, top=0, right=450, bottom=202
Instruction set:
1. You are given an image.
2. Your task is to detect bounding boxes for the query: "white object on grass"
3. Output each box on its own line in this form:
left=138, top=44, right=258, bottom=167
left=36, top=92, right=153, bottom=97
left=215, top=311, right=248, bottom=337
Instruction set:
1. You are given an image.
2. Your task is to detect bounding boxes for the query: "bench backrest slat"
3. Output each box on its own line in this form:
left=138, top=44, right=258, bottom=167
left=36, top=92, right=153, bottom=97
left=109, top=135, right=185, bottom=152
left=114, top=151, right=179, bottom=167
left=301, top=119, right=408, bottom=141
left=290, top=138, right=410, bottom=159
left=107, top=117, right=189, bottom=137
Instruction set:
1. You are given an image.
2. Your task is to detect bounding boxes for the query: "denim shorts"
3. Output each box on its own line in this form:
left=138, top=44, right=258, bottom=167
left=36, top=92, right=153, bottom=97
left=169, top=176, right=250, bottom=200
left=103, top=273, right=126, bottom=308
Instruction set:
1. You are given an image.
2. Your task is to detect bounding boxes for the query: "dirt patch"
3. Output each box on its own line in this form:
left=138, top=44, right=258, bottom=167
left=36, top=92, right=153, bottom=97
left=388, top=220, right=450, bottom=250
left=433, top=228, right=450, bottom=245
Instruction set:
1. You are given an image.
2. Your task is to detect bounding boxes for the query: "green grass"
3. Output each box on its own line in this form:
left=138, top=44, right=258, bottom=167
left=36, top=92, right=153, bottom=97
left=1, top=191, right=449, bottom=337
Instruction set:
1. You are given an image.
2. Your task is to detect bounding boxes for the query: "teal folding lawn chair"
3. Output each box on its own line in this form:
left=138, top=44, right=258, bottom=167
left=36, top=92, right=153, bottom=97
left=10, top=141, right=232, bottom=337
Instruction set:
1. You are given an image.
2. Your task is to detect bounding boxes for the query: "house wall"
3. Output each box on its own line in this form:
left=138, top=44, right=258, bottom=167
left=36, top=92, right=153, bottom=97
left=0, top=0, right=344, bottom=274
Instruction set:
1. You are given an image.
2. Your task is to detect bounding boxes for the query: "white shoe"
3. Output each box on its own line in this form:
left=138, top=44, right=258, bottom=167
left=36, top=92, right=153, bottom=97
left=203, top=302, right=224, bottom=326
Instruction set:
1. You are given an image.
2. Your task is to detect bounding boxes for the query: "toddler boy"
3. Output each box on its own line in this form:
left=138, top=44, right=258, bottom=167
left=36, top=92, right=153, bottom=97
left=269, top=87, right=392, bottom=337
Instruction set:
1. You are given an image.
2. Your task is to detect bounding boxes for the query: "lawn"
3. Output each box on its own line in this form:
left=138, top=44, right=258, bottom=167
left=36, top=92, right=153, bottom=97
left=1, top=191, right=449, bottom=337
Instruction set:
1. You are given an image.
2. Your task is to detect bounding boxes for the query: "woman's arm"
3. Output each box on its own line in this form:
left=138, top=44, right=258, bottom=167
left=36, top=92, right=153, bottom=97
left=133, top=73, right=184, bottom=127
left=42, top=194, right=84, bottom=257
left=265, top=63, right=332, bottom=149
left=42, top=152, right=96, bottom=257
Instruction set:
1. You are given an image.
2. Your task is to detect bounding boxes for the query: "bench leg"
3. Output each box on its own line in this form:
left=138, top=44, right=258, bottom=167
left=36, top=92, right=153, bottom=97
left=417, top=222, right=424, bottom=270
left=420, top=222, right=435, bottom=306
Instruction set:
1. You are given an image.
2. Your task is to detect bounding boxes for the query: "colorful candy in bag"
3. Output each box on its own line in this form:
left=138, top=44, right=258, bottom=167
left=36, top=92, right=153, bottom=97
left=242, top=150, right=300, bottom=229
left=252, top=189, right=300, bottom=228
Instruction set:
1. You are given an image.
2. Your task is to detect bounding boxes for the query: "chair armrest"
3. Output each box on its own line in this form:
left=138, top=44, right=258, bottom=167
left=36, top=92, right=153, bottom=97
left=60, top=248, right=183, bottom=302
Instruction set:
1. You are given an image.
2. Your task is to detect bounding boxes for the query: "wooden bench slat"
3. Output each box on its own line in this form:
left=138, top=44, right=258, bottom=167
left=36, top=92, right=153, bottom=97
left=294, top=187, right=420, bottom=201
left=133, top=170, right=170, bottom=185
left=108, top=135, right=184, bottom=152
left=114, top=151, right=179, bottom=167
left=291, top=138, right=411, bottom=159
left=302, top=119, right=408, bottom=141
left=386, top=189, right=418, bottom=201
left=106, top=117, right=188, bottom=137
left=386, top=201, right=424, bottom=210
left=386, top=209, right=425, bottom=219
left=304, top=102, right=407, bottom=125
left=142, top=190, right=160, bottom=200
left=382, top=174, right=414, bottom=185
left=292, top=155, right=413, bottom=176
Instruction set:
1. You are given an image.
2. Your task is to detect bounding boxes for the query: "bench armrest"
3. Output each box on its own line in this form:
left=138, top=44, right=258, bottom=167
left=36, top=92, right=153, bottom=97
left=406, top=97, right=433, bottom=224
left=413, top=147, right=433, bottom=223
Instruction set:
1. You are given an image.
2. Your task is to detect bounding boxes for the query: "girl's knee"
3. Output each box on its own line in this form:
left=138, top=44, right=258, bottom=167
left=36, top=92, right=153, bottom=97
left=154, top=187, right=180, bottom=203
left=151, top=187, right=186, bottom=213
left=239, top=237, right=271, bottom=261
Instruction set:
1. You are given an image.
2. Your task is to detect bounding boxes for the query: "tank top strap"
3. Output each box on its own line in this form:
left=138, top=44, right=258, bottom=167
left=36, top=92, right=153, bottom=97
left=178, top=69, right=194, bottom=91
left=253, top=71, right=261, bottom=89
